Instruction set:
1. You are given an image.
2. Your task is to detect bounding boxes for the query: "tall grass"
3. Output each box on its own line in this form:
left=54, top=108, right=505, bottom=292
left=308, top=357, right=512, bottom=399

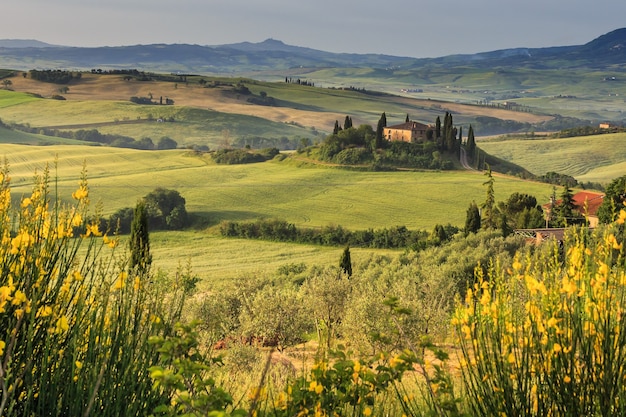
left=0, top=165, right=188, bottom=416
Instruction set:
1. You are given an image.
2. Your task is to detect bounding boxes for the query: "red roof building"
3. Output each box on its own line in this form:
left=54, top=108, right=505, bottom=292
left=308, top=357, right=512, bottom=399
left=543, top=191, right=604, bottom=227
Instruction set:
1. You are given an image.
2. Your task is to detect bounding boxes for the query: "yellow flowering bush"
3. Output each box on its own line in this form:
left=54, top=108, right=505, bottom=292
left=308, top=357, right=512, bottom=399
left=0, top=165, right=187, bottom=416
left=454, top=219, right=626, bottom=416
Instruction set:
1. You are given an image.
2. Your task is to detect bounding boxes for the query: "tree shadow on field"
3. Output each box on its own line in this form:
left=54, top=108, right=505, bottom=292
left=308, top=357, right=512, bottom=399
left=189, top=210, right=264, bottom=229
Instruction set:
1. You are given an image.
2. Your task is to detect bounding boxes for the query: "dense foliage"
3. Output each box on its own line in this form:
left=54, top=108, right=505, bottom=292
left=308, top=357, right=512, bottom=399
left=28, top=69, right=81, bottom=84
left=107, top=187, right=188, bottom=233
left=598, top=174, right=626, bottom=224
left=211, top=148, right=280, bottom=164
left=219, top=218, right=459, bottom=250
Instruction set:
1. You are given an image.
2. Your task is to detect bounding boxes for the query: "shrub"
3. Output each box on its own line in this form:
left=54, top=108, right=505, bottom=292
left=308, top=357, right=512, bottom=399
left=454, top=218, right=626, bottom=416
left=0, top=165, right=188, bottom=416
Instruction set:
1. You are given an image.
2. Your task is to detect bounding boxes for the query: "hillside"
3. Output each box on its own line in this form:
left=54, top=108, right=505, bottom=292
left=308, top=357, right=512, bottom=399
left=2, top=30, right=626, bottom=126
left=0, top=72, right=552, bottom=146
left=477, top=132, right=626, bottom=184
left=0, top=143, right=557, bottom=230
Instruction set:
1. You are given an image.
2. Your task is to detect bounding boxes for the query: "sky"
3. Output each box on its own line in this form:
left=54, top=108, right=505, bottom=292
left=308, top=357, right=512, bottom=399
left=3, top=0, right=626, bottom=58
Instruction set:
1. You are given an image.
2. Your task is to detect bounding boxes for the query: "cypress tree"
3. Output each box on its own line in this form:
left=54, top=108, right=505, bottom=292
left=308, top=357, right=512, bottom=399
left=481, top=166, right=496, bottom=229
left=435, top=116, right=441, bottom=140
left=333, top=120, right=340, bottom=135
left=467, top=125, right=476, bottom=162
left=464, top=201, right=481, bottom=235
left=375, top=112, right=387, bottom=149
left=130, top=200, right=152, bottom=274
left=405, top=113, right=410, bottom=123
left=339, top=246, right=352, bottom=277
left=343, top=115, right=352, bottom=130
left=556, top=184, right=577, bottom=226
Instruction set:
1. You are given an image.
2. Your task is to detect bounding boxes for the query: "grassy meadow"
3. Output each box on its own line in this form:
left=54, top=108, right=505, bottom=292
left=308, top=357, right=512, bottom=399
left=477, top=132, right=626, bottom=184
left=0, top=143, right=558, bottom=284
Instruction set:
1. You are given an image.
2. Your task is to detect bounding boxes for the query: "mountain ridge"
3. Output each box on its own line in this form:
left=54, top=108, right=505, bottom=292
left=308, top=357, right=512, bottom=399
left=0, top=28, right=625, bottom=73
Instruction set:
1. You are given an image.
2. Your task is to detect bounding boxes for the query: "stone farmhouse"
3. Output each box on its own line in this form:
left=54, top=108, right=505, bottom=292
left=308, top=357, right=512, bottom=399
left=384, top=121, right=431, bottom=143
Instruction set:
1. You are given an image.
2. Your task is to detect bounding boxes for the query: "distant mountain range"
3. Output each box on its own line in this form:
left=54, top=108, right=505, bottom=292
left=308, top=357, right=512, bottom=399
left=1, top=28, right=625, bottom=74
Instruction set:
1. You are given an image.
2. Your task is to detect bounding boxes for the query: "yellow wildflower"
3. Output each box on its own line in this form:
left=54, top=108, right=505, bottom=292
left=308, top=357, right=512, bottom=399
left=85, top=222, right=101, bottom=237
left=561, top=276, right=577, bottom=296
left=75, top=360, right=83, bottom=369
left=55, top=316, right=69, bottom=333
left=390, top=354, right=404, bottom=368
left=37, top=305, right=52, bottom=318
left=72, top=186, right=88, bottom=201
left=618, top=209, right=626, bottom=225
left=72, top=270, right=83, bottom=282
left=553, top=343, right=562, bottom=354
left=564, top=375, right=571, bottom=383
left=71, top=213, right=83, bottom=227
left=461, top=324, right=472, bottom=340
left=113, top=271, right=127, bottom=290
left=11, top=289, right=27, bottom=306
left=363, top=407, right=372, bottom=417
left=0, top=340, right=5, bottom=356
left=607, top=234, right=623, bottom=250
left=103, top=235, right=119, bottom=248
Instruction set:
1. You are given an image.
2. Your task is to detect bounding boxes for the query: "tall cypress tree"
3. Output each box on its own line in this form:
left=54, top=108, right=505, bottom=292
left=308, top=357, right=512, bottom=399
left=333, top=120, right=340, bottom=135
left=481, top=166, right=496, bottom=230
left=556, top=184, right=578, bottom=226
left=130, top=200, right=152, bottom=274
left=405, top=113, right=410, bottom=123
left=435, top=116, right=441, bottom=139
left=339, top=246, right=352, bottom=277
left=375, top=112, right=387, bottom=149
left=343, top=115, right=352, bottom=130
left=467, top=125, right=476, bottom=162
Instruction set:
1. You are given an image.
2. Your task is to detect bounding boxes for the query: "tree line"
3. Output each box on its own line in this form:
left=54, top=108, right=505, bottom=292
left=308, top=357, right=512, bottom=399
left=27, top=69, right=81, bottom=84
left=219, top=218, right=459, bottom=250
left=0, top=119, right=178, bottom=150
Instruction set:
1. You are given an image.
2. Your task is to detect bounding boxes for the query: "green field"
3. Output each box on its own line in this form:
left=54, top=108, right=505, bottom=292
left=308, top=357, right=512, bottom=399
left=0, top=143, right=558, bottom=284
left=294, top=66, right=626, bottom=122
left=1, top=71, right=623, bottom=286
left=477, top=132, right=626, bottom=184
left=0, top=144, right=557, bottom=229
left=146, top=231, right=400, bottom=290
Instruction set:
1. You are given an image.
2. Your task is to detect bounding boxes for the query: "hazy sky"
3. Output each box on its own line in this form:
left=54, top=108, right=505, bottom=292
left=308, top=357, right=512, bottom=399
left=3, top=0, right=625, bottom=58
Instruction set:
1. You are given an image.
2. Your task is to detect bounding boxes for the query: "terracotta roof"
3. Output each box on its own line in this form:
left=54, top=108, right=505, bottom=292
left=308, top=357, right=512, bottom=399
left=572, top=191, right=604, bottom=216
left=386, top=121, right=430, bottom=130
left=543, top=191, right=604, bottom=216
